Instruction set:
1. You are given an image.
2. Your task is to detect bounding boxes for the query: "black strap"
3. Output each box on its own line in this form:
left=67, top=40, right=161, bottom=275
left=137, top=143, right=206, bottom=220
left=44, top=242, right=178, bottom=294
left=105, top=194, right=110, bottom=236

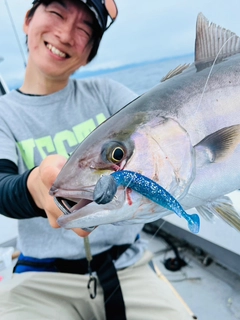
left=14, top=244, right=131, bottom=274
left=97, top=251, right=127, bottom=320
left=53, top=244, right=130, bottom=274
left=14, top=244, right=130, bottom=320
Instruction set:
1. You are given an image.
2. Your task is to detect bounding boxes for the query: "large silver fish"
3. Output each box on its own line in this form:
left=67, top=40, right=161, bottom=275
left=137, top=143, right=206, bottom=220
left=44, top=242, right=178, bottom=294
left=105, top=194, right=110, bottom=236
left=50, top=13, right=240, bottom=231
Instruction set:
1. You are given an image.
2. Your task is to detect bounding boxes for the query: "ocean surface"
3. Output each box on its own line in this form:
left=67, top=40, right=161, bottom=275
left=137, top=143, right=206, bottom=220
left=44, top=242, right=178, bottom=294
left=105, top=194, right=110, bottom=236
left=5, top=53, right=194, bottom=93
left=74, top=54, right=194, bottom=96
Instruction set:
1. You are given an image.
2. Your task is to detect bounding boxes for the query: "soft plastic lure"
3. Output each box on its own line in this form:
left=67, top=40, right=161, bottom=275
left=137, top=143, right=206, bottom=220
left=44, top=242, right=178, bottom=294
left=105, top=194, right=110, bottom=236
left=93, top=170, right=200, bottom=234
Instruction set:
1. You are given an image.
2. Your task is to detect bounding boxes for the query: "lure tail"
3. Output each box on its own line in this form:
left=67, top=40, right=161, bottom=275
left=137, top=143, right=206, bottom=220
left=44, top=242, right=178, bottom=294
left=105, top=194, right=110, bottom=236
left=186, top=214, right=200, bottom=234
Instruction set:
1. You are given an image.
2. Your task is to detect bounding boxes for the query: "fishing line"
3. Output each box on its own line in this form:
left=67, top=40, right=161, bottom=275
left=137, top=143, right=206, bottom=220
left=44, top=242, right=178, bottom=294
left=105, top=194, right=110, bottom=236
left=146, top=219, right=167, bottom=243
left=124, top=171, right=138, bottom=190
left=194, top=35, right=235, bottom=118
left=4, top=0, right=27, bottom=67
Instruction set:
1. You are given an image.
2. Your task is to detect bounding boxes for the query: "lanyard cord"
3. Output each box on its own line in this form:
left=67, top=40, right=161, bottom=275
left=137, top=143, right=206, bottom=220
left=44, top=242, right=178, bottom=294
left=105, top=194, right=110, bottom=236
left=84, top=236, right=97, bottom=299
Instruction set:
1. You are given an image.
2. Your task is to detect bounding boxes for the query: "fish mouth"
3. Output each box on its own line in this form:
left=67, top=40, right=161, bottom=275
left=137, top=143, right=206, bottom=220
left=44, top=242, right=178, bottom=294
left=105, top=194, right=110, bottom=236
left=54, top=196, right=98, bottom=232
left=54, top=197, right=93, bottom=216
left=49, top=184, right=96, bottom=216
left=53, top=191, right=99, bottom=231
left=50, top=185, right=126, bottom=229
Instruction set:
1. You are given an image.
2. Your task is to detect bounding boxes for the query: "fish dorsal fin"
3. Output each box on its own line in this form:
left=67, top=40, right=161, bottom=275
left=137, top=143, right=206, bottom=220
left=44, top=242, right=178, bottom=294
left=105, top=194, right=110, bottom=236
left=195, top=13, right=240, bottom=71
left=196, top=196, right=240, bottom=231
left=161, top=63, right=191, bottom=82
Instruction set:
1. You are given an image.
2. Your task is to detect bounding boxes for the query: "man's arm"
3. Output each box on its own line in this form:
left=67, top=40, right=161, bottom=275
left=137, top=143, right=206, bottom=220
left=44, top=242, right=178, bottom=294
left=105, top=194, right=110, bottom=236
left=0, top=156, right=90, bottom=237
left=0, top=159, right=46, bottom=219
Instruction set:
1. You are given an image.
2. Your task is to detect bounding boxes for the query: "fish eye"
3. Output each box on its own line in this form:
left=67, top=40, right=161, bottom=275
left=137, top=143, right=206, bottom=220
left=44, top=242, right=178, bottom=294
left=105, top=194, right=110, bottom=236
left=111, top=147, right=124, bottom=163
left=101, top=141, right=128, bottom=165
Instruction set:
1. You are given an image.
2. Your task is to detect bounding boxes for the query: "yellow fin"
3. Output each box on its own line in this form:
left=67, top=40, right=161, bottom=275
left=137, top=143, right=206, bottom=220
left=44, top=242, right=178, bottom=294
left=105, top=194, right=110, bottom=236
left=161, top=63, right=191, bottom=82
left=196, top=196, right=240, bottom=231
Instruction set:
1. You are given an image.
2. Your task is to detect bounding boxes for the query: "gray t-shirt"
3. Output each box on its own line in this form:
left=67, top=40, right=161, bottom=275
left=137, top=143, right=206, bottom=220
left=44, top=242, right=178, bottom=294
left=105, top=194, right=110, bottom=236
left=0, top=78, right=147, bottom=269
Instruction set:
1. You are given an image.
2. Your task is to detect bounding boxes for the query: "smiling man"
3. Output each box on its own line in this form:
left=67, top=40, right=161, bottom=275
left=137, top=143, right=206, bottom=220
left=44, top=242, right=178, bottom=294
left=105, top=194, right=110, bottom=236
left=0, top=1, right=194, bottom=319
left=23, top=0, right=96, bottom=93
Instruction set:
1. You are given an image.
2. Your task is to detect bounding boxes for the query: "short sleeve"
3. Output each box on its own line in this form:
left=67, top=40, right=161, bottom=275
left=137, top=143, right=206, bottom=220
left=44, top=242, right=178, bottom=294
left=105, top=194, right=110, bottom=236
left=0, top=103, right=18, bottom=165
left=91, top=78, right=138, bottom=116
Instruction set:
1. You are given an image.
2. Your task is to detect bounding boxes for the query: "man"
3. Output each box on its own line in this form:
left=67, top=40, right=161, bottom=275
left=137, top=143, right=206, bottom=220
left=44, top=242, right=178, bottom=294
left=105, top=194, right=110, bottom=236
left=0, top=1, right=194, bottom=319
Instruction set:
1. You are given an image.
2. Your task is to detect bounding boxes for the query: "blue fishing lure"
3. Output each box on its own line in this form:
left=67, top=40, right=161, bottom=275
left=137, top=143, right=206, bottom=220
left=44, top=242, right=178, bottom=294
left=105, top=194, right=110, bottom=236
left=93, top=170, right=200, bottom=234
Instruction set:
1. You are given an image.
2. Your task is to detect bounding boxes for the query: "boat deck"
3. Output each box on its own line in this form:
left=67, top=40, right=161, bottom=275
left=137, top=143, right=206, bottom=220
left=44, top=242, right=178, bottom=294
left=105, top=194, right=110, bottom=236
left=0, top=223, right=240, bottom=319
left=142, top=227, right=240, bottom=320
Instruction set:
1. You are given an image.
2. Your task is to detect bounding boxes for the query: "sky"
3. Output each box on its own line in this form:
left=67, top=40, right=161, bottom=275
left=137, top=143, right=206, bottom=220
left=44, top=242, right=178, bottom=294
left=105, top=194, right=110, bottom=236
left=0, top=0, right=240, bottom=87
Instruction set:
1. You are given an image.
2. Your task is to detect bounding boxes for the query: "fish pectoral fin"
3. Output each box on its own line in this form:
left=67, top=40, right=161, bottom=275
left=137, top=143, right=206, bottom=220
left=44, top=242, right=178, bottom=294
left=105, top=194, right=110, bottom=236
left=196, top=195, right=240, bottom=231
left=194, top=124, right=240, bottom=163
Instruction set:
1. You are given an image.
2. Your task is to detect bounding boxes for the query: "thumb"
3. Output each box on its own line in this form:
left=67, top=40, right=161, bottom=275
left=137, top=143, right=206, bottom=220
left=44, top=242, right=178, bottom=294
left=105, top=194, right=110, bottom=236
left=41, top=166, right=60, bottom=190
left=40, top=155, right=67, bottom=190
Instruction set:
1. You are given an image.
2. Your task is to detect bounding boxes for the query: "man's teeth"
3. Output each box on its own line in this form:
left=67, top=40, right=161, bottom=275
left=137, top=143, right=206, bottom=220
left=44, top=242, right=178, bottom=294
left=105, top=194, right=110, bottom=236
left=46, top=44, right=66, bottom=58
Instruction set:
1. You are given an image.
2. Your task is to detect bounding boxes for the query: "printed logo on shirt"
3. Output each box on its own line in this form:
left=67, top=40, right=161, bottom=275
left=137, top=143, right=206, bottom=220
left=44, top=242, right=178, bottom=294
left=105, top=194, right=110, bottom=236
left=17, top=113, right=106, bottom=169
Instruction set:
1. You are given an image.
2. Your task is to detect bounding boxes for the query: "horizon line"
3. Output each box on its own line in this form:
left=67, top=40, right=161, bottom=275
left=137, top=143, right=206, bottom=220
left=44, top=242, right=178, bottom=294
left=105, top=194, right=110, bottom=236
left=74, top=52, right=194, bottom=79
left=5, top=52, right=194, bottom=89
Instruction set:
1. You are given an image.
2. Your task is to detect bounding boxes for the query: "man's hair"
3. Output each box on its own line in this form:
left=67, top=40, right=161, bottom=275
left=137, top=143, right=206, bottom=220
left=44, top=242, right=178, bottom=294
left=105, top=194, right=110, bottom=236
left=26, top=0, right=103, bottom=63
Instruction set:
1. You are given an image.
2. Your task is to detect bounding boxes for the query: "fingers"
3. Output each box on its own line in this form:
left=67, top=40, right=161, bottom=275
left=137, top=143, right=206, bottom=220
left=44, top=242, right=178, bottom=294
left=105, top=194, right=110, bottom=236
left=38, top=156, right=67, bottom=227
left=72, top=228, right=91, bottom=237
left=27, top=156, right=65, bottom=225
left=28, top=155, right=92, bottom=237
left=40, top=155, right=67, bottom=189
left=41, top=165, right=61, bottom=190
left=39, top=156, right=92, bottom=237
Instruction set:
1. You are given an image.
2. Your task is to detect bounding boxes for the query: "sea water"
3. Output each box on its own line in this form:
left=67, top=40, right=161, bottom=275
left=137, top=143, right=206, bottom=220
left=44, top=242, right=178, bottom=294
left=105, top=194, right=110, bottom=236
left=74, top=54, right=194, bottom=95
left=7, top=54, right=194, bottom=94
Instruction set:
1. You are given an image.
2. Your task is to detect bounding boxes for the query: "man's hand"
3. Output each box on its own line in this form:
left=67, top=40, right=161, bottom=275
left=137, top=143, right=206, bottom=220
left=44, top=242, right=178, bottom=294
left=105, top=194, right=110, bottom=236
left=27, top=155, right=90, bottom=237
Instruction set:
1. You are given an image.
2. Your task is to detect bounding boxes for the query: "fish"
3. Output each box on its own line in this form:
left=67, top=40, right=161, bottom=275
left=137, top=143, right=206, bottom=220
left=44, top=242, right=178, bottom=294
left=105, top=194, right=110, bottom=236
left=50, top=13, right=240, bottom=232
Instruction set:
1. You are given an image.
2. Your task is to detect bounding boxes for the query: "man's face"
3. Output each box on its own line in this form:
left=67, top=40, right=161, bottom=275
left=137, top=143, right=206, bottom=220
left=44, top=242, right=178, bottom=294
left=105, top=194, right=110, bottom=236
left=24, top=0, right=94, bottom=80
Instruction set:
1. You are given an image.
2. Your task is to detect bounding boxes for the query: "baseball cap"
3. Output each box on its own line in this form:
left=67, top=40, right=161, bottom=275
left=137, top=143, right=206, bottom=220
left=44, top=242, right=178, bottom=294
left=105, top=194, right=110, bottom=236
left=32, top=0, right=118, bottom=33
